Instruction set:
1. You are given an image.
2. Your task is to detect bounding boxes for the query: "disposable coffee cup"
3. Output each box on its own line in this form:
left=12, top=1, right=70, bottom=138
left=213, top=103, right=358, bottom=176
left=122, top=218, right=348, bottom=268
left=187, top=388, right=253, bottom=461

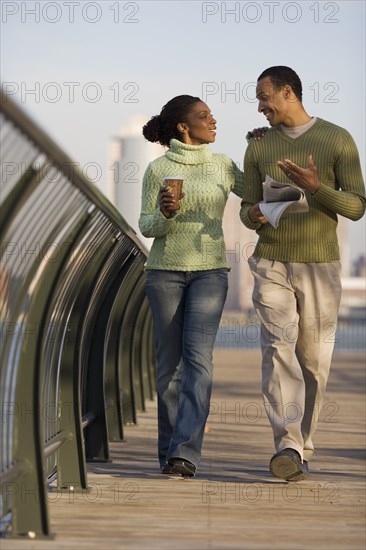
left=163, top=177, right=184, bottom=208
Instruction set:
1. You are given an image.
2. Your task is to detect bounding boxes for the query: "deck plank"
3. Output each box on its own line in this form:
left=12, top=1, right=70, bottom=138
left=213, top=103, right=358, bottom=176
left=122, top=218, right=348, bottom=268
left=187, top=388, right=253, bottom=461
left=2, top=350, right=365, bottom=549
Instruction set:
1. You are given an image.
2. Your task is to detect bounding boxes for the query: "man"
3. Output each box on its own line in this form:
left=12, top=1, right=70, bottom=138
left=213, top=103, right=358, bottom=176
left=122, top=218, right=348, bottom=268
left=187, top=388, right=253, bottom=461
left=240, top=66, right=365, bottom=481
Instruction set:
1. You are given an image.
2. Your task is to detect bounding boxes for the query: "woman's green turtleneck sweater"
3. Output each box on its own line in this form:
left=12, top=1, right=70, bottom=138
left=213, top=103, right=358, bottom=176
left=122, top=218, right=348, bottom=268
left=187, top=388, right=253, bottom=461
left=139, top=139, right=244, bottom=271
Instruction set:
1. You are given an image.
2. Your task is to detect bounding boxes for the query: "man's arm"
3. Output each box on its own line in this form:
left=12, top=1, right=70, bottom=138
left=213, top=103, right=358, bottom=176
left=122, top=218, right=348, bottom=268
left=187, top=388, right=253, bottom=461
left=240, top=144, right=268, bottom=229
left=277, top=131, right=366, bottom=221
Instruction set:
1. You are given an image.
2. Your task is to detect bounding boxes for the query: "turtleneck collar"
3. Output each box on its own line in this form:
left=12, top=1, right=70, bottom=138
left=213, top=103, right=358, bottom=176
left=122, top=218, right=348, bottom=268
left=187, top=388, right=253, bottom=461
left=165, top=138, right=213, bottom=165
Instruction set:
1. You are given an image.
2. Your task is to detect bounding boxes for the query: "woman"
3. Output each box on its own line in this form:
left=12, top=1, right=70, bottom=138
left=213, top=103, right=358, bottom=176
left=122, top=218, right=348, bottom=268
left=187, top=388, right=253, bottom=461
left=139, top=95, right=251, bottom=477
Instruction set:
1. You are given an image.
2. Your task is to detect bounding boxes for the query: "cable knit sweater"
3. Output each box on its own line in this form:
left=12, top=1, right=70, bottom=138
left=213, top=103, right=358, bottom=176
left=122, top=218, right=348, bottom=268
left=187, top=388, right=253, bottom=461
left=139, top=139, right=244, bottom=271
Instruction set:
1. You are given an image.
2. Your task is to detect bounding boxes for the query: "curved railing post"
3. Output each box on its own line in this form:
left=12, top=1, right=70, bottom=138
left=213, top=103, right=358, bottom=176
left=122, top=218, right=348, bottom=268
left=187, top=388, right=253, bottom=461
left=0, top=90, right=156, bottom=539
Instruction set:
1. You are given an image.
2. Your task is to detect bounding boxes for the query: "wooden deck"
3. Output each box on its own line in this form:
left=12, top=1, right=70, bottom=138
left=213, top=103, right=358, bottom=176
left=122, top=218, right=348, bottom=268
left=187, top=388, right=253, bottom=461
left=3, top=350, right=365, bottom=550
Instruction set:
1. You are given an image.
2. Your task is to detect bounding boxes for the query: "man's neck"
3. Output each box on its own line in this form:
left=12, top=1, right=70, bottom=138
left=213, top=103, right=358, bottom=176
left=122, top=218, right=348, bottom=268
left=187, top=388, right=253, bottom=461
left=281, top=110, right=312, bottom=128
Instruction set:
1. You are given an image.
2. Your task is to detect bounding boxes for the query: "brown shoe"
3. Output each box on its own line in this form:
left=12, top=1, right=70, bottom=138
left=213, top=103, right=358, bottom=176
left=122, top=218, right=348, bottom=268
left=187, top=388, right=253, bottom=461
left=269, top=448, right=308, bottom=481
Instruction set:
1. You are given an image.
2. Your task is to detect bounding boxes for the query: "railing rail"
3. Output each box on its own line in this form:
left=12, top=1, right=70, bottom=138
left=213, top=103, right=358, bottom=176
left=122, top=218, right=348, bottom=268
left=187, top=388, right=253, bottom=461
left=0, top=89, right=156, bottom=539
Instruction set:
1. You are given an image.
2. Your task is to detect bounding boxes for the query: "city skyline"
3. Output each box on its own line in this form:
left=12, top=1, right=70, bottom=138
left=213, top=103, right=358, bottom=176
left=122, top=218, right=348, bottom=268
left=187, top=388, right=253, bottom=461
left=1, top=0, right=365, bottom=260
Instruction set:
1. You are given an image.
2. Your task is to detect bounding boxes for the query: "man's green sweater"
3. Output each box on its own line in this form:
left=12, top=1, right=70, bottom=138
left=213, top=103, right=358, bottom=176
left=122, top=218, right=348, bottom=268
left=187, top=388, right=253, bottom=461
left=240, top=118, right=366, bottom=262
left=139, top=139, right=244, bottom=271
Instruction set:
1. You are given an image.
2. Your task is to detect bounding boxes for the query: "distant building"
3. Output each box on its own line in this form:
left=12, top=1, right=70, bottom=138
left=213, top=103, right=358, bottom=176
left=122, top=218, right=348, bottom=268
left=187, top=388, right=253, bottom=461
left=339, top=277, right=366, bottom=318
left=107, top=115, right=164, bottom=248
left=337, top=216, right=350, bottom=277
left=352, top=254, right=366, bottom=277
left=222, top=194, right=256, bottom=314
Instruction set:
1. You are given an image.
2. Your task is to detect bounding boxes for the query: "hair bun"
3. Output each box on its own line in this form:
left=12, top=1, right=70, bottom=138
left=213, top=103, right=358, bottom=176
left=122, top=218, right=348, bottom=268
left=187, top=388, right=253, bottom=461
left=142, top=115, right=161, bottom=143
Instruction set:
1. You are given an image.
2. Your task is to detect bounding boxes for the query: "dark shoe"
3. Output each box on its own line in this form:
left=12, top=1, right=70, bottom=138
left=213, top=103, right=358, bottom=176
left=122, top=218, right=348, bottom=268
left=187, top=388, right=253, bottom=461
left=168, top=457, right=196, bottom=477
left=269, top=448, right=308, bottom=481
left=161, top=464, right=180, bottom=475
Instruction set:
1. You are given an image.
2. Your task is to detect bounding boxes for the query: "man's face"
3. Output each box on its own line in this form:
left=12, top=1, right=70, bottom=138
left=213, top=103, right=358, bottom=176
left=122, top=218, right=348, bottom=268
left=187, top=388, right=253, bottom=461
left=256, top=76, right=289, bottom=126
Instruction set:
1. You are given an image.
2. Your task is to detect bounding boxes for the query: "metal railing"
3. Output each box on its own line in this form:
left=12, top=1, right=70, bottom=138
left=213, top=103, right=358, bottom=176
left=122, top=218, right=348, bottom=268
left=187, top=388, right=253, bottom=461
left=215, top=317, right=366, bottom=351
left=0, top=89, right=156, bottom=538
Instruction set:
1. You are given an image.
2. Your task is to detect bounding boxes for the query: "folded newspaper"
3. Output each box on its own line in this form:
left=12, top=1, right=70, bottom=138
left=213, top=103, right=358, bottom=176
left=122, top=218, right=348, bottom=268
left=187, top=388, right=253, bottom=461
left=259, top=175, right=309, bottom=229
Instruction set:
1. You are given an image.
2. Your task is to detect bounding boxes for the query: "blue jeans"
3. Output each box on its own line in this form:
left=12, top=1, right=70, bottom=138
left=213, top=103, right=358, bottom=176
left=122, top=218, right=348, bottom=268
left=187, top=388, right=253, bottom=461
left=145, top=269, right=228, bottom=468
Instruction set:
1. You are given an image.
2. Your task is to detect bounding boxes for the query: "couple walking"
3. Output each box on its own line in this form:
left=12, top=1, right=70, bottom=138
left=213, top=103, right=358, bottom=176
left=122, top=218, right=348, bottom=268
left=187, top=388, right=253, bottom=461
left=138, top=66, right=365, bottom=481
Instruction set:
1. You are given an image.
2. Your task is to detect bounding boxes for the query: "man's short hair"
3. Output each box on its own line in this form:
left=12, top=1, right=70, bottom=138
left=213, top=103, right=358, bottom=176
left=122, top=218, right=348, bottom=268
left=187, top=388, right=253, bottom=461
left=258, top=66, right=303, bottom=102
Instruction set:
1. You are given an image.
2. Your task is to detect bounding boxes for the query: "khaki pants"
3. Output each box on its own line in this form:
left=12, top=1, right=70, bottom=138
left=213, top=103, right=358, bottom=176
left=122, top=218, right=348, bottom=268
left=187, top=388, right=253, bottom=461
left=249, top=257, right=342, bottom=461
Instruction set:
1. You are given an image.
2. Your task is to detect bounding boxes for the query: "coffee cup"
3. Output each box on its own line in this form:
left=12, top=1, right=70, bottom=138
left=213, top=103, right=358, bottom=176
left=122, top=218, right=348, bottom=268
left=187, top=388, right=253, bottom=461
left=163, top=177, right=184, bottom=209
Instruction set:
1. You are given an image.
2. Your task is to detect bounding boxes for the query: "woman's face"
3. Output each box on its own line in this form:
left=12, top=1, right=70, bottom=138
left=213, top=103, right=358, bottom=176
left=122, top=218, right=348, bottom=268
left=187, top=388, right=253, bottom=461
left=178, top=101, right=217, bottom=145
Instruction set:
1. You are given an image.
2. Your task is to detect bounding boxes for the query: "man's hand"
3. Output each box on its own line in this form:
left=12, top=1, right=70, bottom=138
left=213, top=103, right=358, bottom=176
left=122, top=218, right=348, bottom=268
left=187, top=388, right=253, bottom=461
left=277, top=155, right=320, bottom=194
left=249, top=204, right=269, bottom=224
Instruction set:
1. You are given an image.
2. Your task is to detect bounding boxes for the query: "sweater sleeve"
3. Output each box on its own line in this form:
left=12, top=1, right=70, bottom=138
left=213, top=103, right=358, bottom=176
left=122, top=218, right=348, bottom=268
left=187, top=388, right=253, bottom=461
left=138, top=163, right=180, bottom=238
left=312, top=130, right=366, bottom=221
left=239, top=143, right=263, bottom=230
left=228, top=159, right=245, bottom=198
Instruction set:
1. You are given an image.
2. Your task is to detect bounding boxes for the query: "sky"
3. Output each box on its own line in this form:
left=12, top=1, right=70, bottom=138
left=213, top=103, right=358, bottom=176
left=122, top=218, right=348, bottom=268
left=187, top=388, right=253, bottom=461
left=1, top=0, right=365, bottom=260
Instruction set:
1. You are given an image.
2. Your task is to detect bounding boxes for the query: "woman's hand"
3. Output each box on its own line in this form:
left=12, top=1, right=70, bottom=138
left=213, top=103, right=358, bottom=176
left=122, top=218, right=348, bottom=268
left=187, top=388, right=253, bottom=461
left=159, top=187, right=185, bottom=218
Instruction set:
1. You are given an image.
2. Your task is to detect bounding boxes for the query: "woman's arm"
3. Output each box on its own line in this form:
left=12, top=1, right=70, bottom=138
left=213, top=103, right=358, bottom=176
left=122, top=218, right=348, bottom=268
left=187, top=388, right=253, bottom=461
left=138, top=164, right=180, bottom=238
